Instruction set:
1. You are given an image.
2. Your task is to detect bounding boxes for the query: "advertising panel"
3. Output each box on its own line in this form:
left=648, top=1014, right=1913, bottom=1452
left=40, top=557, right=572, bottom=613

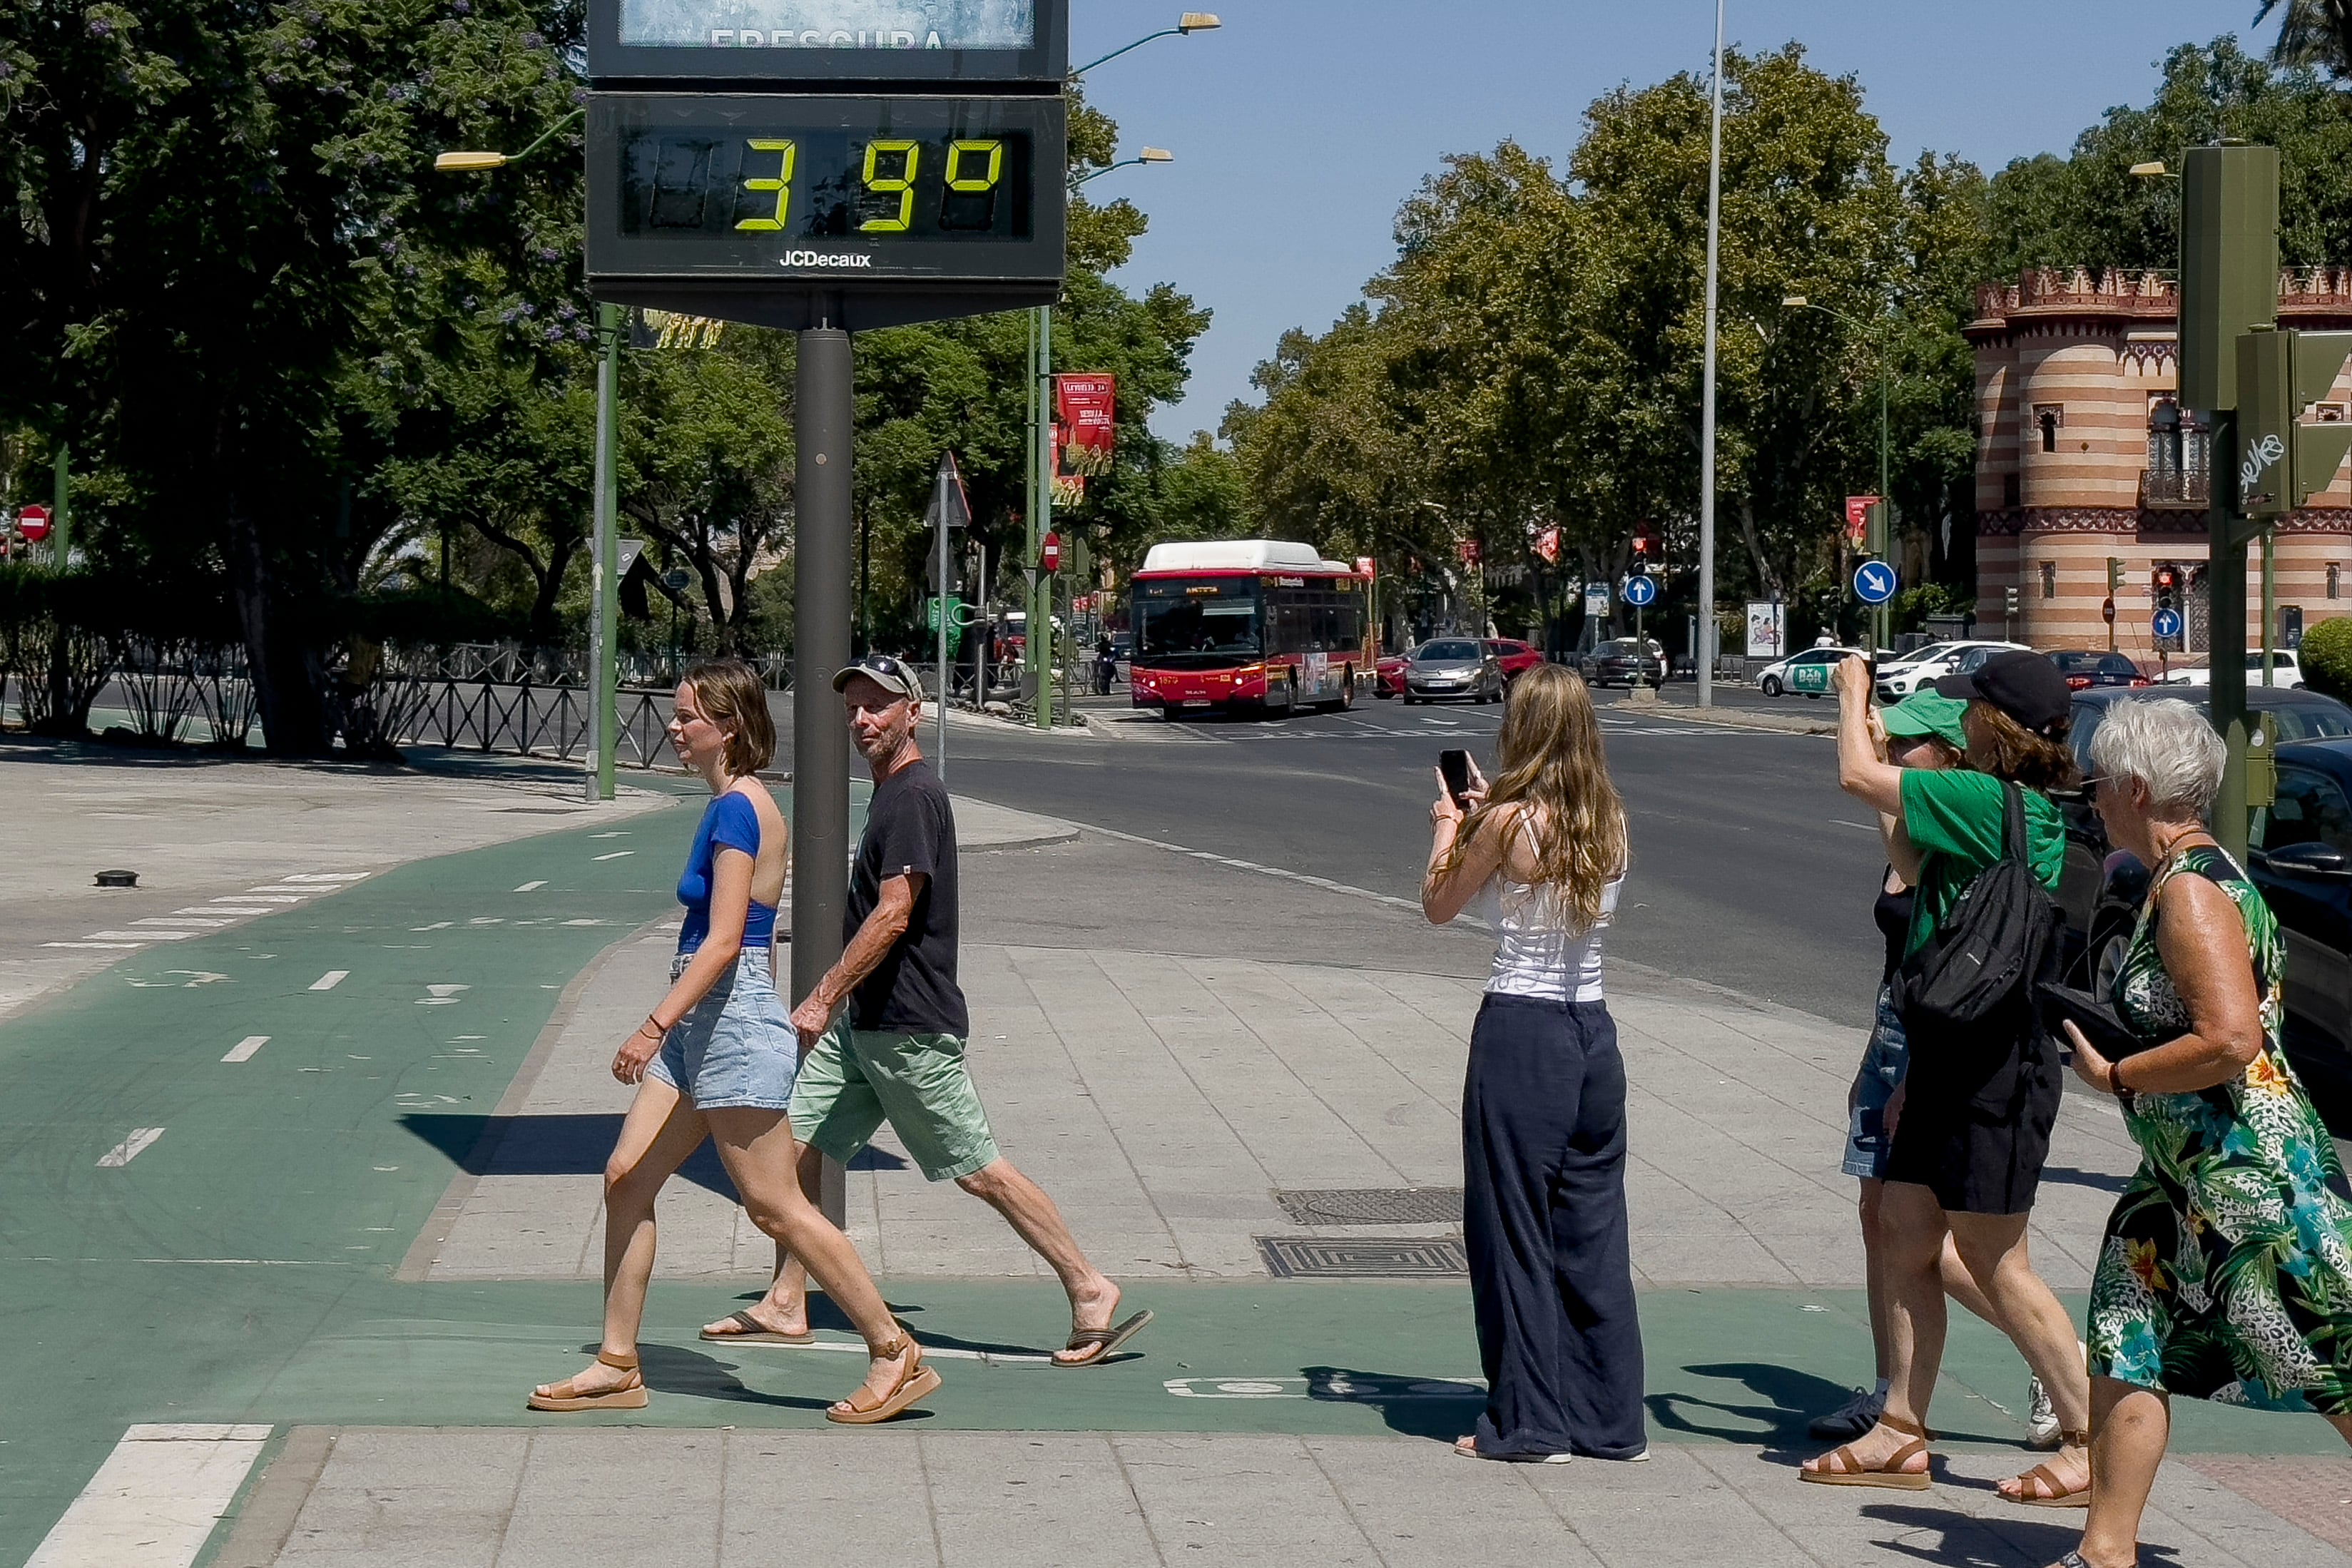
left=1745, top=601, right=1786, bottom=658
left=591, top=0, right=1066, bottom=84
left=1054, top=373, right=1116, bottom=477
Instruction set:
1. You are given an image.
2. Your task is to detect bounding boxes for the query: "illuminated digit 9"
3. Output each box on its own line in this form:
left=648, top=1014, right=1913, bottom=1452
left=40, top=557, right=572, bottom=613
left=860, top=139, right=920, bottom=233
left=945, top=139, right=1003, bottom=192
left=735, top=138, right=795, bottom=232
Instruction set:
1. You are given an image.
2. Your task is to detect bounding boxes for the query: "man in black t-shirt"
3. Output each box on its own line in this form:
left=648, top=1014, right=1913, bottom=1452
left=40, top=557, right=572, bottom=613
left=701, top=654, right=1151, bottom=1368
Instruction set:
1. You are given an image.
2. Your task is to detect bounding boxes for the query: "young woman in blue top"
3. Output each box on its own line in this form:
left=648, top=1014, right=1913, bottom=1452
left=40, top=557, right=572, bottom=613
left=528, top=658, right=939, bottom=1424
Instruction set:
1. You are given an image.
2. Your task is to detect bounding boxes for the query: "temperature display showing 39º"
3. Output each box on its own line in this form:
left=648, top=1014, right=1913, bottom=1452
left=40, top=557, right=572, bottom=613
left=622, top=127, right=1034, bottom=242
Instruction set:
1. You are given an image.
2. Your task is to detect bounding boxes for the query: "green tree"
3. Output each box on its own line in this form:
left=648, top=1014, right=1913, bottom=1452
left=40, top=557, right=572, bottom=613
left=2259, top=0, right=2352, bottom=76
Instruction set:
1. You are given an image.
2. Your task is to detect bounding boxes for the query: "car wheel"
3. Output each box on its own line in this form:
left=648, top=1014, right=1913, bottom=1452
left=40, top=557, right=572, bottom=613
left=1402, top=693, right=1418, bottom=706
left=1761, top=676, right=1783, bottom=696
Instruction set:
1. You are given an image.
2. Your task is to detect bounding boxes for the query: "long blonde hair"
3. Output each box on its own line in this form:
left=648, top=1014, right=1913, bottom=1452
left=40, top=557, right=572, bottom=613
left=1442, top=664, right=1627, bottom=930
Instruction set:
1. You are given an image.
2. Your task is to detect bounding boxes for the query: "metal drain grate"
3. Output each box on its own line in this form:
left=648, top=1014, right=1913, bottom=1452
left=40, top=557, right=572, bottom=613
left=1274, top=1188, right=1465, bottom=1226
left=1258, top=1236, right=1469, bottom=1278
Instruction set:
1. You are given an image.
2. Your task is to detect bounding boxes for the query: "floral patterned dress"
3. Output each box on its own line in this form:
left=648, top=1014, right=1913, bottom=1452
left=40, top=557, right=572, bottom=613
left=2088, top=844, right=2352, bottom=1412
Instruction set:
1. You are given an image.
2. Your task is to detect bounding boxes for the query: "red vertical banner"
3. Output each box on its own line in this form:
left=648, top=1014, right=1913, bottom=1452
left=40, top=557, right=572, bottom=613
left=1053, top=374, right=1117, bottom=511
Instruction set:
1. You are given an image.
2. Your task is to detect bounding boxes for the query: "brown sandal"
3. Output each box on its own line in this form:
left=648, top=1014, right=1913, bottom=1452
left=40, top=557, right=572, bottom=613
left=825, top=1337, right=942, bottom=1425
left=2005, top=1430, right=2092, bottom=1508
left=527, top=1350, right=648, bottom=1412
left=1799, top=1413, right=1933, bottom=1490
left=1053, top=1309, right=1155, bottom=1368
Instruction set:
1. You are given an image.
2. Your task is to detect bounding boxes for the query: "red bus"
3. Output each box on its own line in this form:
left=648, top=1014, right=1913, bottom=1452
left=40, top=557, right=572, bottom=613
left=1127, top=541, right=1375, bottom=717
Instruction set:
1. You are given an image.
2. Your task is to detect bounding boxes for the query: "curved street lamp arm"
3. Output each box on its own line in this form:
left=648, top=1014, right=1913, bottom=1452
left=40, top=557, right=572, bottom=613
left=1072, top=28, right=1183, bottom=78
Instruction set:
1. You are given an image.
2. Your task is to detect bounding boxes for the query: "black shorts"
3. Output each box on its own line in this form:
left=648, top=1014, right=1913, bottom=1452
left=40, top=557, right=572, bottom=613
left=1882, top=1004, right=2062, bottom=1216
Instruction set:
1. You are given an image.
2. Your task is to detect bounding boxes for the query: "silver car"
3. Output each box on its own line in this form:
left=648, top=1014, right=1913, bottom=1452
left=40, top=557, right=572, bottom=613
left=1403, top=638, right=1504, bottom=704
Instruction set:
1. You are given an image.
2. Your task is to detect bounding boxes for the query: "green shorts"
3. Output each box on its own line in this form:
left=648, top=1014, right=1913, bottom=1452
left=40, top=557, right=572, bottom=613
left=788, top=1018, right=1001, bottom=1182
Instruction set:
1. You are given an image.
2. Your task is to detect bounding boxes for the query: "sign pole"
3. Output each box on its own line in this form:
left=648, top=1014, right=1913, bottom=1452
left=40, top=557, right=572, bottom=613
left=794, top=317, right=855, bottom=1231
left=1034, top=306, right=1055, bottom=730
left=51, top=442, right=68, bottom=568
left=935, top=457, right=951, bottom=779
left=584, top=303, right=622, bottom=804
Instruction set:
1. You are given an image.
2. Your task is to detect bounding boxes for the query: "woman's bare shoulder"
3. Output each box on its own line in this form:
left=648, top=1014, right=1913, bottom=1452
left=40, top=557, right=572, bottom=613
left=730, top=778, right=789, bottom=838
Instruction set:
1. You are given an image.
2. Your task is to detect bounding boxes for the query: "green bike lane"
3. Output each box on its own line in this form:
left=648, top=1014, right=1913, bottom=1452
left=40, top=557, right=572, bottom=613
left=2, top=792, right=2335, bottom=1566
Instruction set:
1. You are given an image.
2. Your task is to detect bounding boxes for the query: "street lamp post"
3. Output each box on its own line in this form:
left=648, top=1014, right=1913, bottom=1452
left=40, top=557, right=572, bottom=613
left=1698, top=0, right=1724, bottom=707
left=1785, top=293, right=1894, bottom=654
left=434, top=110, right=618, bottom=803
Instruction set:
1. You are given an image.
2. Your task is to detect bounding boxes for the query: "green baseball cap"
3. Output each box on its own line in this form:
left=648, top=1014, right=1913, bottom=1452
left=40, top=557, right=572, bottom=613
left=1882, top=691, right=1969, bottom=753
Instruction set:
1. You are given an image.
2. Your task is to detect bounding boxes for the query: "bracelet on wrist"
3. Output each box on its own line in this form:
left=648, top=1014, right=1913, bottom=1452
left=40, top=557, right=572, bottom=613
left=643, top=1014, right=668, bottom=1038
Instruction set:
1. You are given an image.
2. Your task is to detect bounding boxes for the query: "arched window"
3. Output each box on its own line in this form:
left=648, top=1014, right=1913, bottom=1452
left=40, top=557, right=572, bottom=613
left=2035, top=405, right=2062, bottom=454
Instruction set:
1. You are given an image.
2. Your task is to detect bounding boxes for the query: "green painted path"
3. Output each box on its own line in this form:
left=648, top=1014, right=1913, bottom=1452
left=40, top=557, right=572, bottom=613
left=0, top=790, right=2338, bottom=1568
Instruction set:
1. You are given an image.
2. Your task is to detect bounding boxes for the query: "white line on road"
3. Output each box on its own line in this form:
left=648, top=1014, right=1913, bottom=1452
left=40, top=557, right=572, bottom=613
left=137, top=917, right=231, bottom=927
left=228, top=895, right=307, bottom=903
left=96, top=1128, right=165, bottom=1167
left=514, top=880, right=547, bottom=892
left=44, top=941, right=144, bottom=950
left=1829, top=819, right=1879, bottom=831
left=279, top=872, right=370, bottom=883
left=592, top=850, right=635, bottom=861
left=88, top=930, right=191, bottom=941
left=25, top=1423, right=271, bottom=1568
left=221, top=1036, right=269, bottom=1064
left=310, top=969, right=350, bottom=991
left=178, top=906, right=274, bottom=916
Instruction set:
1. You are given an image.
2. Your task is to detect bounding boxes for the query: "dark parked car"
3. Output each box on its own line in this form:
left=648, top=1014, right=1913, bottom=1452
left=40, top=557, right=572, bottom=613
left=2056, top=685, right=2352, bottom=1129
left=1402, top=638, right=1504, bottom=704
left=1582, top=638, right=1669, bottom=688
left=1485, top=638, right=1546, bottom=686
left=2048, top=650, right=2152, bottom=692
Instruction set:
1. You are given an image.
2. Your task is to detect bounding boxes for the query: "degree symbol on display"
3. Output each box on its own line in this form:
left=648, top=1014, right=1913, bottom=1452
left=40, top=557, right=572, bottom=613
left=1853, top=561, right=1898, bottom=606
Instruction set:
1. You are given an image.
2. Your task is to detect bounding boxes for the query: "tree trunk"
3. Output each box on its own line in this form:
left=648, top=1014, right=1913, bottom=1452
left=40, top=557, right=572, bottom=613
left=1736, top=497, right=1785, bottom=601
left=226, top=497, right=330, bottom=755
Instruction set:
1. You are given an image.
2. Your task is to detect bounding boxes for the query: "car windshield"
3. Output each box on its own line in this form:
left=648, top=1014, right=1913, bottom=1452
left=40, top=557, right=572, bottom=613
left=1419, top=641, right=1481, bottom=660
left=2050, top=652, right=2100, bottom=671
left=1132, top=577, right=1263, bottom=668
left=2073, top=693, right=2352, bottom=770
left=1886, top=643, right=1953, bottom=668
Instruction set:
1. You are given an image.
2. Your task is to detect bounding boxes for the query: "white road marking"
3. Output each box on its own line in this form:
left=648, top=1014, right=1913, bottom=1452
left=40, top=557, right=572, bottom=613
left=222, top=1036, right=269, bottom=1064
left=88, top=930, right=191, bottom=941
left=514, top=880, right=547, bottom=892
left=279, top=873, right=369, bottom=883
left=1829, top=819, right=1879, bottom=832
left=44, top=941, right=143, bottom=950
left=592, top=850, right=635, bottom=861
left=562, top=918, right=607, bottom=927
left=187, top=906, right=275, bottom=916
left=412, top=921, right=454, bottom=931
left=417, top=984, right=470, bottom=1007
left=228, top=895, right=307, bottom=903
left=137, top=917, right=231, bottom=927
left=589, top=831, right=631, bottom=839
left=310, top=969, right=350, bottom=991
left=25, top=1422, right=271, bottom=1568
left=96, top=1128, right=165, bottom=1167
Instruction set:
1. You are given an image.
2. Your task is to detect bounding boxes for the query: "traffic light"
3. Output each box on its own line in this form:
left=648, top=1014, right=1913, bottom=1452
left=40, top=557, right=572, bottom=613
left=2154, top=564, right=2179, bottom=610
left=1631, top=531, right=1650, bottom=569
left=2107, top=557, right=2124, bottom=594
left=1864, top=500, right=1888, bottom=559
left=2004, top=585, right=2020, bottom=618
left=2236, top=325, right=2352, bottom=516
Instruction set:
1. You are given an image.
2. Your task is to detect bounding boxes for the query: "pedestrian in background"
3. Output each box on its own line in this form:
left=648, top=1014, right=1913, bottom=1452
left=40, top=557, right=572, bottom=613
left=1812, top=691, right=2072, bottom=1452
left=703, top=654, right=1151, bottom=1369
left=526, top=658, right=931, bottom=1424
left=2057, top=698, right=2352, bottom=1567
left=1802, top=651, right=2093, bottom=1503
left=1422, top=663, right=1645, bottom=1462
left=1095, top=634, right=1118, bottom=696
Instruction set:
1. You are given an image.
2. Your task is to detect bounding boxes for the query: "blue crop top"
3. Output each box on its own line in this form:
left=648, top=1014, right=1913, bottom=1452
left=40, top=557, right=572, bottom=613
left=676, top=792, right=778, bottom=954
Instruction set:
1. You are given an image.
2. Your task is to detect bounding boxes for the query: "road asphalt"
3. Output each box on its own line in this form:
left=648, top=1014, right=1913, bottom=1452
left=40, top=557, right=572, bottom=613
left=7, top=735, right=2350, bottom=1568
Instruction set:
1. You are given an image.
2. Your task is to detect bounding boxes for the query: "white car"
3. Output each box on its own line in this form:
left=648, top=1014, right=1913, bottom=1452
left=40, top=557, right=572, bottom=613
left=2158, top=651, right=2305, bottom=690
left=1874, top=640, right=2034, bottom=701
left=1756, top=645, right=1865, bottom=698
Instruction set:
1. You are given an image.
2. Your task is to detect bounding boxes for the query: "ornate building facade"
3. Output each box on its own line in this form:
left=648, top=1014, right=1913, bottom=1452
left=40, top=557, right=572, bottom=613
left=1969, top=268, right=2352, bottom=658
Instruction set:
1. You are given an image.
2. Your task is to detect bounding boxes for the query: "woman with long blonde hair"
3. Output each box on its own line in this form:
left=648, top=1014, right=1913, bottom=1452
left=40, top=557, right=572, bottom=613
left=1423, top=663, right=1646, bottom=1462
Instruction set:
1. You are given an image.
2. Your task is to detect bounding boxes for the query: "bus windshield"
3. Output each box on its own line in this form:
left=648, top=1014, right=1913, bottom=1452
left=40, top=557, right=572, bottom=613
left=1134, top=577, right=1263, bottom=668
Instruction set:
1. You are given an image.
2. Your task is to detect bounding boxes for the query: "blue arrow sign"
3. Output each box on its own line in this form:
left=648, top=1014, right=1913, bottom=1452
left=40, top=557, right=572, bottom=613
left=2153, top=607, right=2184, bottom=640
left=1621, top=574, right=1658, bottom=607
left=1853, top=561, right=1898, bottom=606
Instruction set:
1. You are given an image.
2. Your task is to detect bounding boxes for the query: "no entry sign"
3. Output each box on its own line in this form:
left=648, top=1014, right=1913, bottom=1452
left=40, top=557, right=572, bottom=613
left=1040, top=531, right=1062, bottom=572
left=16, top=504, right=49, bottom=542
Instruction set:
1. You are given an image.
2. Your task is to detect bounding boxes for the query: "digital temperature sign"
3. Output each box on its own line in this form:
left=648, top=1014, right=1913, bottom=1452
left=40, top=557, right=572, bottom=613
left=586, top=93, right=1065, bottom=329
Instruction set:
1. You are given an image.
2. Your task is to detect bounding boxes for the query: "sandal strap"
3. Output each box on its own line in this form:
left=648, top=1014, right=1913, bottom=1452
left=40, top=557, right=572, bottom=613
left=2062, top=1429, right=2091, bottom=1447
left=596, top=1350, right=639, bottom=1372
left=1878, top=1413, right=1929, bottom=1439
left=1887, top=1438, right=1928, bottom=1467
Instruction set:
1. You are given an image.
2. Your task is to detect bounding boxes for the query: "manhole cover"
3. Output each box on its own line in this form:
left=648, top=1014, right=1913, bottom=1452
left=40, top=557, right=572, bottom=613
left=1258, top=1236, right=1468, bottom=1278
left=1274, top=1188, right=1464, bottom=1226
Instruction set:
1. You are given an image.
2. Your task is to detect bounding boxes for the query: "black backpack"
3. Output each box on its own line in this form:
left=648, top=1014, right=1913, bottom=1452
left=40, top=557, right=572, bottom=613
left=1893, top=782, right=2060, bottom=1031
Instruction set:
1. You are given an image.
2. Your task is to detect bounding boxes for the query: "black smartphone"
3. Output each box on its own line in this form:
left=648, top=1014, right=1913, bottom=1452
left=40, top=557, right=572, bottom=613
left=1439, top=749, right=1474, bottom=807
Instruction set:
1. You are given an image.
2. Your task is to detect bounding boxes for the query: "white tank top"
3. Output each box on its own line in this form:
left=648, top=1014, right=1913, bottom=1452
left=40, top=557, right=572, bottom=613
left=1481, top=872, right=1622, bottom=1004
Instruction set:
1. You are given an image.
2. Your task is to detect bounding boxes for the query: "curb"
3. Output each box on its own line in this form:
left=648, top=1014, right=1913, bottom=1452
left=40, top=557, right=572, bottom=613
left=1609, top=698, right=1834, bottom=736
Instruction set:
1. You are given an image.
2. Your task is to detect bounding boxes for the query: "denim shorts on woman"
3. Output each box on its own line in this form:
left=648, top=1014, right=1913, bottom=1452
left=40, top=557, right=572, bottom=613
left=643, top=950, right=798, bottom=1111
left=1841, top=979, right=1911, bottom=1180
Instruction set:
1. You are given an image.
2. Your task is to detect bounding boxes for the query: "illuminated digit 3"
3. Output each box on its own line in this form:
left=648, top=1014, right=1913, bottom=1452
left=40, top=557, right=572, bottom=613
left=735, top=138, right=795, bottom=232
left=860, top=139, right=919, bottom=233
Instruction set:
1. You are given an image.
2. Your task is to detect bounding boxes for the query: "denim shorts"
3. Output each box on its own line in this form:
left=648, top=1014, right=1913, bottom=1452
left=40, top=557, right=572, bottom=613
left=643, top=950, right=798, bottom=1111
left=1841, top=980, right=1911, bottom=1180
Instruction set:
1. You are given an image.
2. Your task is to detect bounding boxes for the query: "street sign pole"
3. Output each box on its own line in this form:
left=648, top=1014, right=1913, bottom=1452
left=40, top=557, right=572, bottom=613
left=935, top=457, right=952, bottom=779
left=584, top=302, right=622, bottom=805
left=51, top=443, right=68, bottom=567
left=1033, top=305, right=1054, bottom=730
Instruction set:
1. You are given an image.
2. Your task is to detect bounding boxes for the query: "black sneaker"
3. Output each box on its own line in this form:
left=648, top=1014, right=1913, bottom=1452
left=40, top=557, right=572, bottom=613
left=1808, top=1385, right=1886, bottom=1441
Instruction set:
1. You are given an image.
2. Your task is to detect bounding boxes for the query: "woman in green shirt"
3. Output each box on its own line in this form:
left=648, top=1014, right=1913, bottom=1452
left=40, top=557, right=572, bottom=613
left=1801, top=651, right=2094, bottom=1507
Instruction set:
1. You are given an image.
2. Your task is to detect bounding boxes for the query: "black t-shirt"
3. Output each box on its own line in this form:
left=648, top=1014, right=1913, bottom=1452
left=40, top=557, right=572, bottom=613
left=844, top=758, right=967, bottom=1037
left=1874, top=871, right=1915, bottom=985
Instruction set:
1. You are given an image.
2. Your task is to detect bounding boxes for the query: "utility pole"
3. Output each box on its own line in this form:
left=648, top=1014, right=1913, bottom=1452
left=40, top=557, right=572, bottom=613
left=1031, top=305, right=1054, bottom=729
left=586, top=302, right=623, bottom=803
left=1695, top=0, right=1725, bottom=708
left=50, top=442, right=69, bottom=568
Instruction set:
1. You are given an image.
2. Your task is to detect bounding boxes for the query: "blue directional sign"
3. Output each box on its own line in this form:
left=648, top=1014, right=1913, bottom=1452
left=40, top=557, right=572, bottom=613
left=2153, top=607, right=2184, bottom=641
left=1621, top=573, right=1658, bottom=607
left=1853, top=560, right=1898, bottom=606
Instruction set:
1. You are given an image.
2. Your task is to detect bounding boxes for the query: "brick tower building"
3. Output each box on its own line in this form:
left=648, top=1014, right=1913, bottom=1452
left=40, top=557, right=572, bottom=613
left=1968, top=267, right=2352, bottom=661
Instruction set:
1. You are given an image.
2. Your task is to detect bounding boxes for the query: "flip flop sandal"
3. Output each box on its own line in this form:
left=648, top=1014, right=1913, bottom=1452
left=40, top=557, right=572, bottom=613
left=1798, top=1414, right=1933, bottom=1491
left=527, top=1351, right=649, bottom=1412
left=825, top=1338, right=942, bottom=1425
left=1052, top=1309, right=1156, bottom=1368
left=2005, top=1432, right=2092, bottom=1509
left=700, top=1310, right=817, bottom=1345
left=1452, top=1435, right=1572, bottom=1463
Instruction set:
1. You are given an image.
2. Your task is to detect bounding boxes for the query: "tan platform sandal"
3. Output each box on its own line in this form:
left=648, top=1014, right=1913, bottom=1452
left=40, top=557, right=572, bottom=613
left=825, top=1337, right=942, bottom=1425
left=527, top=1350, right=649, bottom=1412
left=2004, top=1431, right=2092, bottom=1508
left=1798, top=1412, right=1933, bottom=1490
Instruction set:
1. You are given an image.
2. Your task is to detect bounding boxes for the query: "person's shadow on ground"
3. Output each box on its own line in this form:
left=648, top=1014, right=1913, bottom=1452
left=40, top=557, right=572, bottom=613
left=1301, top=1364, right=1485, bottom=1443
left=1649, top=1362, right=2009, bottom=1467
left=1855, top=1502, right=2186, bottom=1568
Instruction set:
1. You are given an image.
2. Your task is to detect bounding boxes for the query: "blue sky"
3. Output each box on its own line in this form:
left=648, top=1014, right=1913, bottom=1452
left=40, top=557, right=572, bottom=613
left=1067, top=1, right=2269, bottom=442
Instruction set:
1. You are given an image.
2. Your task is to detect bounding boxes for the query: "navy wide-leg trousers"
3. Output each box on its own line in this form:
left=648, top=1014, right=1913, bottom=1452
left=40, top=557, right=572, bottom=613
left=1462, top=994, right=1646, bottom=1459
